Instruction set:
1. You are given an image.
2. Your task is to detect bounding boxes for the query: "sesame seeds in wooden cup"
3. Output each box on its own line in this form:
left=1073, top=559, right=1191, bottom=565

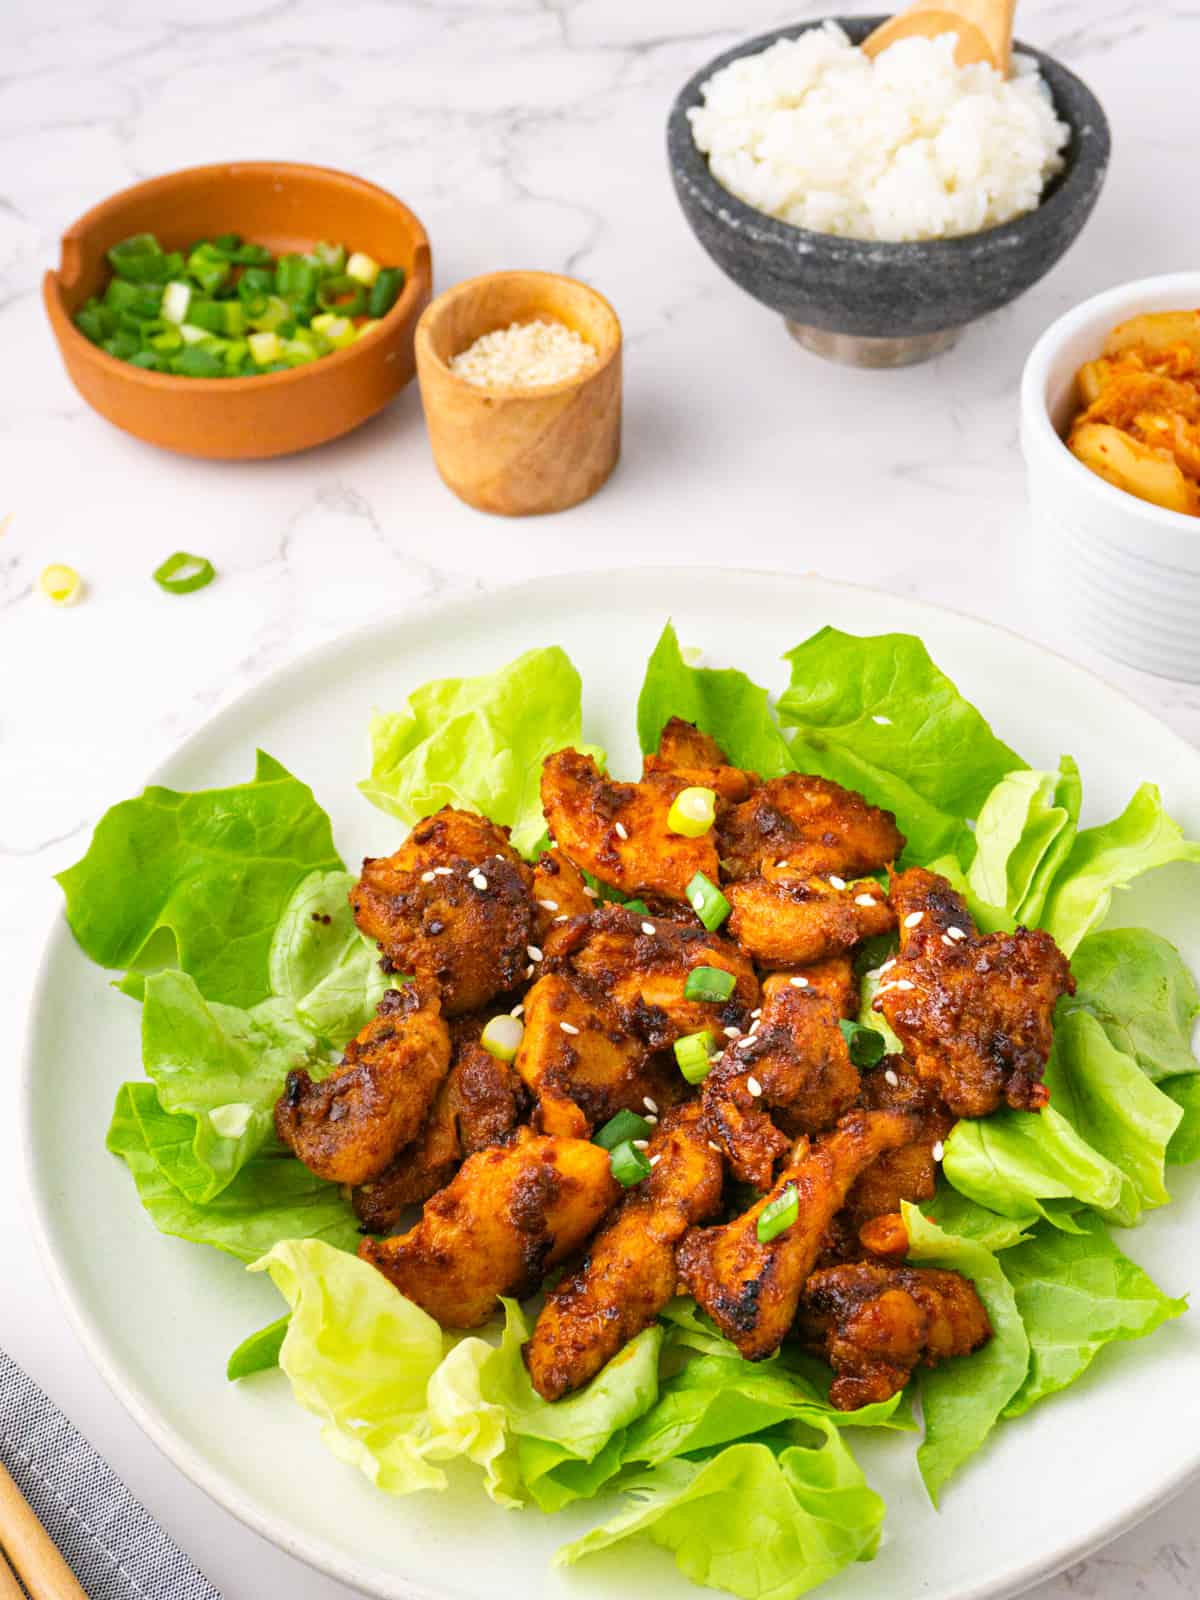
left=415, top=270, right=622, bottom=516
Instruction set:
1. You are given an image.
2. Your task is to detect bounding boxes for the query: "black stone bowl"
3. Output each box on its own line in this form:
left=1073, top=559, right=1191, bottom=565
left=667, top=17, right=1111, bottom=366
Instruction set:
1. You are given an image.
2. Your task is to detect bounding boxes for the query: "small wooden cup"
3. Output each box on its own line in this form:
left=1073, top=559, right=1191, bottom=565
left=415, top=270, right=622, bottom=516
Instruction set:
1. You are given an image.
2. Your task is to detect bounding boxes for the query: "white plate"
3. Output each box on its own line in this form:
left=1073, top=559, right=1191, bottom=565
left=22, top=569, right=1200, bottom=1600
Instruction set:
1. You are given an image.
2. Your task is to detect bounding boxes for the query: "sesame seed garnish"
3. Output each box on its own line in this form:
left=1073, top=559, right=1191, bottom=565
left=641, top=921, right=656, bottom=936
left=931, top=1141, right=945, bottom=1162
left=434, top=866, right=453, bottom=876
left=865, top=968, right=882, bottom=982
left=789, top=976, right=809, bottom=989
left=471, top=873, right=488, bottom=891
left=560, top=1021, right=579, bottom=1035
left=538, top=898, right=558, bottom=911
left=632, top=1139, right=650, bottom=1150
left=554, top=914, right=569, bottom=922
left=708, top=1140, right=723, bottom=1153
left=750, top=1008, right=762, bottom=1019
left=645, top=1114, right=658, bottom=1125
left=643, top=1097, right=658, bottom=1113
left=854, top=893, right=876, bottom=907
left=877, top=982, right=896, bottom=995
left=421, top=870, right=436, bottom=883
left=735, top=1035, right=755, bottom=1050
left=527, top=945, right=543, bottom=962
left=511, top=1003, right=524, bottom=1017
left=941, top=934, right=953, bottom=946
left=829, top=875, right=847, bottom=891
left=881, top=959, right=896, bottom=972
left=747, top=1076, right=763, bottom=1098
left=615, top=822, right=629, bottom=840
left=724, top=1026, right=741, bottom=1039
left=884, top=1069, right=899, bottom=1087
left=895, top=979, right=915, bottom=991
left=583, top=886, right=598, bottom=899
left=524, top=964, right=534, bottom=980
left=709, top=1052, right=724, bottom=1066
left=649, top=1153, right=662, bottom=1167
left=774, top=859, right=789, bottom=870
left=948, top=926, right=967, bottom=941
left=871, top=714, right=893, bottom=726
left=904, top=911, right=923, bottom=928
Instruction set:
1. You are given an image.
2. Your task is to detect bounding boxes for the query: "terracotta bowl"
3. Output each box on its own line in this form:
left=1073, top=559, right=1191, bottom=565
left=43, top=161, right=432, bottom=460
left=415, top=270, right=622, bottom=516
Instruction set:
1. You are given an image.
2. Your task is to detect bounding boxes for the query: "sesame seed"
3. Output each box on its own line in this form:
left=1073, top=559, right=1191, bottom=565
left=554, top=914, right=568, bottom=922
left=643, top=1097, right=658, bottom=1113
left=708, top=1140, right=723, bottom=1153
left=749, top=1020, right=760, bottom=1034
left=615, top=822, right=629, bottom=840
left=632, top=1139, right=649, bottom=1150
left=560, top=1022, right=579, bottom=1035
left=511, top=1003, right=524, bottom=1018
left=649, top=1154, right=662, bottom=1167
left=421, top=870, right=436, bottom=883
left=948, top=926, right=967, bottom=941
left=871, top=714, right=893, bottom=726
left=789, top=975, right=809, bottom=989
left=641, top=921, right=656, bottom=936
left=524, top=964, right=534, bottom=979
left=471, top=873, right=488, bottom=891
left=750, top=1008, right=762, bottom=1019
left=829, top=875, right=847, bottom=891
left=931, top=1141, right=945, bottom=1162
left=904, top=911, right=924, bottom=929
left=645, top=1114, right=658, bottom=1126
left=865, top=968, right=882, bottom=982
left=881, top=959, right=896, bottom=972
left=538, top=898, right=558, bottom=911
left=527, top=945, right=543, bottom=962
left=884, top=1069, right=899, bottom=1087
left=709, top=1052, right=724, bottom=1066
left=877, top=983, right=896, bottom=995
left=775, top=859, right=789, bottom=870
left=854, top=893, right=876, bottom=907
left=895, top=979, right=915, bottom=991
left=434, top=866, right=453, bottom=876
left=941, top=934, right=954, bottom=946
left=583, top=886, right=598, bottom=899
left=724, top=1026, right=741, bottom=1039
left=746, top=1076, right=763, bottom=1098
left=735, top=1035, right=755, bottom=1050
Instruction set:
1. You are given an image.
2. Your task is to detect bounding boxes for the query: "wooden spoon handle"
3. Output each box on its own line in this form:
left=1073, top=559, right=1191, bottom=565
left=0, top=1550, right=27, bottom=1600
left=0, top=1461, right=89, bottom=1600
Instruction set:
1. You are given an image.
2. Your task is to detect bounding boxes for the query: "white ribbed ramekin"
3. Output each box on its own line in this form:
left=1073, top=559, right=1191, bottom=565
left=1020, top=273, right=1200, bottom=682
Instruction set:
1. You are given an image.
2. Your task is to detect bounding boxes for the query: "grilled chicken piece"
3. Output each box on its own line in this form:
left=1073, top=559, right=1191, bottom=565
left=843, top=1059, right=957, bottom=1231
left=718, top=774, right=904, bottom=883
left=642, top=717, right=757, bottom=805
left=351, top=808, right=534, bottom=1017
left=352, top=1015, right=528, bottom=1231
left=546, top=903, right=759, bottom=1048
left=677, top=1108, right=918, bottom=1360
left=514, top=972, right=681, bottom=1138
left=727, top=865, right=895, bottom=967
left=768, top=955, right=859, bottom=1019
left=531, top=848, right=595, bottom=944
left=875, top=867, right=1074, bottom=1117
left=276, top=985, right=451, bottom=1186
left=541, top=749, right=719, bottom=904
left=525, top=1103, right=724, bottom=1400
left=797, top=1262, right=991, bottom=1410
left=359, top=1133, right=618, bottom=1328
left=702, top=973, right=862, bottom=1189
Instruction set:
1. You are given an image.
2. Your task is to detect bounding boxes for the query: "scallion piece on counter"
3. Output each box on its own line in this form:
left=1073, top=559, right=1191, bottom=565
left=674, top=1029, right=717, bottom=1084
left=838, top=1019, right=887, bottom=1068
left=480, top=1014, right=524, bottom=1062
left=153, top=551, right=216, bottom=595
left=756, top=1183, right=799, bottom=1244
left=668, top=786, right=717, bottom=838
left=683, top=965, right=736, bottom=1003
left=686, top=871, right=731, bottom=932
left=593, top=1108, right=652, bottom=1151
left=38, top=564, right=83, bottom=606
left=610, top=1139, right=652, bottom=1188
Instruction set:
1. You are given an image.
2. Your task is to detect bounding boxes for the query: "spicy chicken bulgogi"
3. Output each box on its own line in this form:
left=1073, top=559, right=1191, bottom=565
left=274, top=717, right=1076, bottom=1408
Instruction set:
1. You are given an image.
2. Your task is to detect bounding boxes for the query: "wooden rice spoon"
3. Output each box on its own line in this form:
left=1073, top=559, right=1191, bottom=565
left=861, top=0, right=1016, bottom=74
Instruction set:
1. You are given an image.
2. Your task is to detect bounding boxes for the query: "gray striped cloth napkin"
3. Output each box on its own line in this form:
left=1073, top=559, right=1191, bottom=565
left=0, top=1348, right=222, bottom=1599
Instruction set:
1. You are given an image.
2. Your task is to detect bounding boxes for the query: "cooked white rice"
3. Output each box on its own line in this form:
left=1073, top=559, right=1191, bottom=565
left=450, top=319, right=597, bottom=389
left=687, top=23, right=1070, bottom=243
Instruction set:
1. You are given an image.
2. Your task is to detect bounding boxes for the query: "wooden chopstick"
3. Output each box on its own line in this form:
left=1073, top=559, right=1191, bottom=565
left=0, top=1459, right=89, bottom=1600
left=0, top=1547, right=28, bottom=1600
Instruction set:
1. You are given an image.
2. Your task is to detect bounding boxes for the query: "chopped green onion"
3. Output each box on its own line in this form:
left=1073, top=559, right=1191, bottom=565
left=171, top=344, right=225, bottom=377
left=687, top=871, right=731, bottom=932
left=177, top=323, right=212, bottom=346
left=275, top=253, right=319, bottom=304
left=161, top=281, right=191, bottom=324
left=185, top=242, right=232, bottom=295
left=481, top=1013, right=524, bottom=1062
left=310, top=312, right=357, bottom=349
left=593, top=1108, right=652, bottom=1151
left=346, top=250, right=381, bottom=286
left=315, top=274, right=366, bottom=315
left=38, top=564, right=83, bottom=606
left=312, top=240, right=347, bottom=272
left=152, top=551, right=216, bottom=595
left=757, top=1183, right=799, bottom=1243
left=674, top=1029, right=717, bottom=1084
left=367, top=266, right=405, bottom=317
left=610, top=1139, right=652, bottom=1188
left=248, top=330, right=282, bottom=365
left=684, top=965, right=736, bottom=1003
left=623, top=898, right=651, bottom=917
left=355, top=318, right=382, bottom=340
left=838, top=1019, right=887, bottom=1068
left=668, top=786, right=717, bottom=838
left=248, top=294, right=291, bottom=332
left=226, top=1313, right=289, bottom=1381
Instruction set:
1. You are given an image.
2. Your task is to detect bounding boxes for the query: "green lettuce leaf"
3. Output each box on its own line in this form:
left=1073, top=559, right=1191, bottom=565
left=999, top=1213, right=1186, bottom=1418
left=777, top=629, right=1025, bottom=864
left=923, top=1186, right=1037, bottom=1249
left=1064, top=929, right=1200, bottom=1082
left=554, top=1425, right=885, bottom=1600
left=107, top=1084, right=359, bottom=1261
left=966, top=759, right=1080, bottom=931
left=358, top=646, right=602, bottom=857
left=1041, top=783, right=1200, bottom=956
left=227, top=1314, right=290, bottom=1380
left=637, top=622, right=795, bottom=777
left=902, top=1204, right=1029, bottom=1504
left=267, top=868, right=391, bottom=1040
left=943, top=1104, right=1124, bottom=1228
left=1165, top=1076, right=1200, bottom=1165
left=57, top=752, right=341, bottom=1007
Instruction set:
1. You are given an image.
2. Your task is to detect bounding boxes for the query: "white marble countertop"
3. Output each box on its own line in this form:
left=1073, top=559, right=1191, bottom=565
left=4, top=1, right=1200, bottom=1595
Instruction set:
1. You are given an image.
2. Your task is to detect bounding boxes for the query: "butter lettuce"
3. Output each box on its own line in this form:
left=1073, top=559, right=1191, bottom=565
left=944, top=1104, right=1124, bottom=1229
left=359, top=646, right=602, bottom=857
left=902, top=1204, right=1029, bottom=1504
left=966, top=759, right=1081, bottom=931
left=999, top=1214, right=1185, bottom=1418
left=108, top=1084, right=359, bottom=1261
left=554, top=1425, right=885, bottom=1600
left=1041, top=783, right=1200, bottom=956
left=637, top=622, right=795, bottom=777
left=58, top=752, right=341, bottom=1008
left=778, top=628, right=1025, bottom=864
left=1166, top=1077, right=1200, bottom=1165
left=1065, top=929, right=1200, bottom=1082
